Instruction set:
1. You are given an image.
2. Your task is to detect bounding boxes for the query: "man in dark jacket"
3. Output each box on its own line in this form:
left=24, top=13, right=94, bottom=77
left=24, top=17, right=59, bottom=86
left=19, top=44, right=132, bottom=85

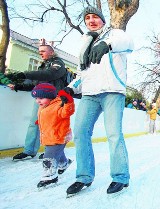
left=13, top=43, right=67, bottom=160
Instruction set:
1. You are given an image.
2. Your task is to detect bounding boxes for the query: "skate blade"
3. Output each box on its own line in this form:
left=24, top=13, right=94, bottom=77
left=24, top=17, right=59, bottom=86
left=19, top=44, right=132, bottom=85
left=38, top=182, right=59, bottom=191
left=107, top=187, right=129, bottom=199
left=12, top=156, right=35, bottom=162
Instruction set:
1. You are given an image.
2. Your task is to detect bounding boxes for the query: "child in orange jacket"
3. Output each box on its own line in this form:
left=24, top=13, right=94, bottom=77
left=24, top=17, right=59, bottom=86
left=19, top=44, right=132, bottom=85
left=31, top=83, right=75, bottom=188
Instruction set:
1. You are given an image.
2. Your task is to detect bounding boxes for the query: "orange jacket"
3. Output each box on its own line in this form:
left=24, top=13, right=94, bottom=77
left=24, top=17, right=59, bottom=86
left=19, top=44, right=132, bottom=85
left=38, top=97, right=75, bottom=145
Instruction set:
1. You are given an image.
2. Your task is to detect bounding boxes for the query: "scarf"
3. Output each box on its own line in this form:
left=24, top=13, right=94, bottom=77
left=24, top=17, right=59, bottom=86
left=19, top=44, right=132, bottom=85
left=79, top=26, right=110, bottom=70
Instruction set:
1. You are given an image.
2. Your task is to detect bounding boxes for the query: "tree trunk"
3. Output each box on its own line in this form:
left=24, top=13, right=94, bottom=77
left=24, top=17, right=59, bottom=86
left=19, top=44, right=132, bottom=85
left=0, top=0, right=10, bottom=73
left=107, top=0, right=139, bottom=31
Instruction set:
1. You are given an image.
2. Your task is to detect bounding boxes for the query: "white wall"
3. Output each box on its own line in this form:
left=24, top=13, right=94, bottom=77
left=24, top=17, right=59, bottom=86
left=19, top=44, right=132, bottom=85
left=0, top=85, right=160, bottom=150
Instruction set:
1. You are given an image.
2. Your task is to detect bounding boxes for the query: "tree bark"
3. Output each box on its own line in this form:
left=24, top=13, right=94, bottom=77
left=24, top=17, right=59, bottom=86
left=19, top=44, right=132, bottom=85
left=0, top=0, right=10, bottom=73
left=107, top=0, right=139, bottom=31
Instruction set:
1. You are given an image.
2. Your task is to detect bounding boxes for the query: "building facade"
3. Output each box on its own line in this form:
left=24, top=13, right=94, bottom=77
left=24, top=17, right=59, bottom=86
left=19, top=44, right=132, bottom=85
left=5, top=30, right=78, bottom=73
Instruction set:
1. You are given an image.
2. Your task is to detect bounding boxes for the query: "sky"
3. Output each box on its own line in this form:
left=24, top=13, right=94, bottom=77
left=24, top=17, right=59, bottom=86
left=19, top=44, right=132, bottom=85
left=1, top=133, right=160, bottom=209
left=3, top=0, right=160, bottom=92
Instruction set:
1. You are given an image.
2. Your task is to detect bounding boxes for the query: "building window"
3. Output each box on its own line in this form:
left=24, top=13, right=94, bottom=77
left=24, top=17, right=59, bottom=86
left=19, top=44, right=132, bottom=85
left=28, top=58, right=40, bottom=71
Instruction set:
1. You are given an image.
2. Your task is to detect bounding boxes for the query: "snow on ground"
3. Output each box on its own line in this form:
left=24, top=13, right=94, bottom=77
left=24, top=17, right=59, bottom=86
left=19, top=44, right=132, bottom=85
left=1, top=133, right=160, bottom=209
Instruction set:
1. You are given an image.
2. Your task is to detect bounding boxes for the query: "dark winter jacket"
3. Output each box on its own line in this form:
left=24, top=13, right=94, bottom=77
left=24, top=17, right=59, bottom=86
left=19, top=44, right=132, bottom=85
left=23, top=56, right=67, bottom=93
left=12, top=55, right=67, bottom=93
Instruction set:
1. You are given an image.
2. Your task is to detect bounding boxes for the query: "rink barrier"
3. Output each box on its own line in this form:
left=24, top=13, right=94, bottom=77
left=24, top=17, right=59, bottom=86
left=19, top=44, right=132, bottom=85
left=0, top=132, right=148, bottom=158
left=0, top=86, right=160, bottom=158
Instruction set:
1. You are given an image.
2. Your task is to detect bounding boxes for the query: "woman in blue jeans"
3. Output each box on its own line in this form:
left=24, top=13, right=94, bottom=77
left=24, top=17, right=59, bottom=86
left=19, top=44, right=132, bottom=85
left=64, top=6, right=134, bottom=197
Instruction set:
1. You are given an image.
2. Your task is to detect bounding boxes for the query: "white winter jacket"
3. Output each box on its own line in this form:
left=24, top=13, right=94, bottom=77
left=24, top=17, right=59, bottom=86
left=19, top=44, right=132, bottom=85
left=69, top=26, right=134, bottom=96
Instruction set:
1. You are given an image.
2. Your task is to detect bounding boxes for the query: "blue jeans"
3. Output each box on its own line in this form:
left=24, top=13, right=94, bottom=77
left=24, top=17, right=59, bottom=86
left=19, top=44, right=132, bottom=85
left=74, top=93, right=130, bottom=184
left=24, top=101, right=40, bottom=155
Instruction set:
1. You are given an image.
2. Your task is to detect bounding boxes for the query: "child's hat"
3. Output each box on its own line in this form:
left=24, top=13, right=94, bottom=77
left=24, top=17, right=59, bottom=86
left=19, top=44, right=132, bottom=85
left=31, top=83, right=57, bottom=99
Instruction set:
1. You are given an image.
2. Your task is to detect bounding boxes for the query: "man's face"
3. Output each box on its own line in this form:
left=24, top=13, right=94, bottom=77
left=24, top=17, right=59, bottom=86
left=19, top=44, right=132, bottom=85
left=39, top=45, right=54, bottom=60
left=84, top=14, right=104, bottom=31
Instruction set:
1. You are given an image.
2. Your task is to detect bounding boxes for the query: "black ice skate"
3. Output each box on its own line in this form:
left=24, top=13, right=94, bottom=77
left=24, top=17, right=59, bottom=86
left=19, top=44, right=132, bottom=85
left=37, top=176, right=58, bottom=188
left=13, top=152, right=35, bottom=161
left=107, top=182, right=129, bottom=194
left=58, top=159, right=73, bottom=174
left=66, top=182, right=92, bottom=198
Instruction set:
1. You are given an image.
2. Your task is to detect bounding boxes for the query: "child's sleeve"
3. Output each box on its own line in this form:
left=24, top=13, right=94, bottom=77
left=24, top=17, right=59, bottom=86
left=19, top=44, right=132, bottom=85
left=58, top=101, right=75, bottom=118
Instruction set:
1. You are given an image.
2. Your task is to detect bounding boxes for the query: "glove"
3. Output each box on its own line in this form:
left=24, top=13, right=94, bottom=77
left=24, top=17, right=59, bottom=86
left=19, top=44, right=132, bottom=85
left=63, top=87, right=74, bottom=96
left=14, top=84, right=24, bottom=92
left=35, top=120, right=38, bottom=125
left=58, top=89, right=74, bottom=107
left=89, top=41, right=109, bottom=64
left=15, top=72, right=26, bottom=80
left=80, top=32, right=99, bottom=71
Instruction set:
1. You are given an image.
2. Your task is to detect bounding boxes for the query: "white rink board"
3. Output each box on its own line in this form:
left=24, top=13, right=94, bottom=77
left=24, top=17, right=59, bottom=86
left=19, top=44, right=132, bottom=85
left=0, top=85, right=160, bottom=150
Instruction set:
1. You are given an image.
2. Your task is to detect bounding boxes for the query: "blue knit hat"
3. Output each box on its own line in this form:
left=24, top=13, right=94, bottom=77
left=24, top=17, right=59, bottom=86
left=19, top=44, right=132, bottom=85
left=83, top=6, right=106, bottom=23
left=31, top=83, right=57, bottom=99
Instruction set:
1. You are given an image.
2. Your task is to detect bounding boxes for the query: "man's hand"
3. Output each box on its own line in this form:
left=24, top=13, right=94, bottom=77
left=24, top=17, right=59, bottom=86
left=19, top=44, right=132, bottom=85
left=13, top=84, right=24, bottom=92
left=7, top=84, right=15, bottom=90
left=89, top=41, right=109, bottom=64
left=58, top=89, right=74, bottom=107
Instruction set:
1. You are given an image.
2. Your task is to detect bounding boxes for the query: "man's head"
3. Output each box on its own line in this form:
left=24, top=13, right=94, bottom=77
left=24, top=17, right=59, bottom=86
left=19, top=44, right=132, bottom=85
left=39, top=45, right=54, bottom=61
left=83, top=6, right=105, bottom=31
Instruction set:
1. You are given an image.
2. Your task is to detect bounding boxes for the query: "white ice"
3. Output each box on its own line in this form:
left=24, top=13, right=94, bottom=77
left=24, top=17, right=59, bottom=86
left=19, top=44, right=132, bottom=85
left=1, top=133, right=160, bottom=209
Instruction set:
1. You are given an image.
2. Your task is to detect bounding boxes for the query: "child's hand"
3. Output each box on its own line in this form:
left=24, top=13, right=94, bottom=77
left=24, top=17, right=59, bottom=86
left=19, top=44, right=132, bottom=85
left=58, top=89, right=73, bottom=107
left=64, top=131, right=72, bottom=143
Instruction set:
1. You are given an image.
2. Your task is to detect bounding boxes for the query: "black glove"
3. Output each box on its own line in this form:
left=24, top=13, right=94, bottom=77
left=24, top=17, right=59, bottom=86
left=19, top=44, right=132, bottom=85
left=58, top=88, right=74, bottom=107
left=89, top=41, right=109, bottom=64
left=15, top=72, right=26, bottom=80
left=63, top=87, right=74, bottom=96
left=14, top=84, right=24, bottom=92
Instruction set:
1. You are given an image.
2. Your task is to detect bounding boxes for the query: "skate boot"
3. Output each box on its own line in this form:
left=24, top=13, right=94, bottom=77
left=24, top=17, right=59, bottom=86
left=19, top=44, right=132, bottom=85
left=66, top=182, right=92, bottom=197
left=37, top=176, right=58, bottom=188
left=13, top=152, right=35, bottom=160
left=107, top=182, right=129, bottom=194
left=58, top=159, right=73, bottom=174
left=38, top=158, right=58, bottom=188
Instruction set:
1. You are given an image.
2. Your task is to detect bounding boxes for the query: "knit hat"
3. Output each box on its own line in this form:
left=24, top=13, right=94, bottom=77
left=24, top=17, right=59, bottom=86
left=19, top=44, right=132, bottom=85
left=83, top=6, right=106, bottom=23
left=31, top=83, right=57, bottom=99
